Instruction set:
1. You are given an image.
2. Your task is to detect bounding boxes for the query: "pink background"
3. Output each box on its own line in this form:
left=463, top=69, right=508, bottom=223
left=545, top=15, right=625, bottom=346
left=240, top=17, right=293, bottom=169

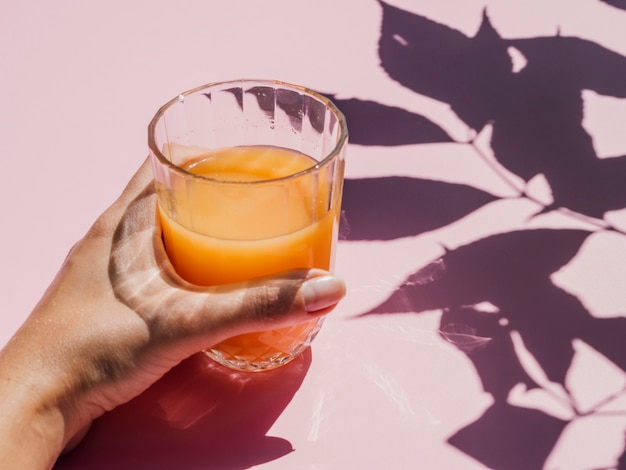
left=2, top=1, right=626, bottom=468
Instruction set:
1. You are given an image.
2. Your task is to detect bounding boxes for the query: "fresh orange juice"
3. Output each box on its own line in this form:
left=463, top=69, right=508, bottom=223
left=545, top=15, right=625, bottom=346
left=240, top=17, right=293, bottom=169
left=157, top=145, right=340, bottom=370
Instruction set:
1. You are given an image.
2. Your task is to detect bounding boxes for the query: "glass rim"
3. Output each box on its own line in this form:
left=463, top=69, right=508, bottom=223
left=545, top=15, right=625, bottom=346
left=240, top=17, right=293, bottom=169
left=148, top=78, right=348, bottom=185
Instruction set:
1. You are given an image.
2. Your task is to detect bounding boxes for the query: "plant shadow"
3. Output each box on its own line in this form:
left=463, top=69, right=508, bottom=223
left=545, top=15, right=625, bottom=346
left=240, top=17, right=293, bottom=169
left=336, top=2, right=626, bottom=468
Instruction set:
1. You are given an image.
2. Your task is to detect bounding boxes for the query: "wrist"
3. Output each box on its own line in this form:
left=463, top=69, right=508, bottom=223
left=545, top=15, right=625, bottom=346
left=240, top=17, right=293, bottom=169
left=0, top=375, right=66, bottom=470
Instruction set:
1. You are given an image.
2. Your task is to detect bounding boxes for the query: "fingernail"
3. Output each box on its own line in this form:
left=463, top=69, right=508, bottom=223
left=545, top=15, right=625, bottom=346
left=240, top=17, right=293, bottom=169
left=302, top=276, right=346, bottom=313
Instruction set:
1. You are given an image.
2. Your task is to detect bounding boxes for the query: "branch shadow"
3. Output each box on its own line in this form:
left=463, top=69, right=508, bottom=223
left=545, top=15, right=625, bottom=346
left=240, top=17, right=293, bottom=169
left=337, top=2, right=626, bottom=468
left=362, top=226, right=626, bottom=468
left=377, top=0, right=626, bottom=219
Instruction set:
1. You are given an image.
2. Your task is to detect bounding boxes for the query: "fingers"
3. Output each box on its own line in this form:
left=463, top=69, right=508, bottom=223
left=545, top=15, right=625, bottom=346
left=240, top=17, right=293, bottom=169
left=107, top=196, right=346, bottom=351
left=147, top=269, right=345, bottom=352
left=102, top=157, right=347, bottom=354
left=236, top=268, right=346, bottom=323
left=300, top=272, right=348, bottom=313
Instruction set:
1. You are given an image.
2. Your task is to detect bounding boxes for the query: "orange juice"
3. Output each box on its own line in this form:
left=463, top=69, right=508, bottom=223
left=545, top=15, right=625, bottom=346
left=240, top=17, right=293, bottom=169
left=157, top=145, right=340, bottom=370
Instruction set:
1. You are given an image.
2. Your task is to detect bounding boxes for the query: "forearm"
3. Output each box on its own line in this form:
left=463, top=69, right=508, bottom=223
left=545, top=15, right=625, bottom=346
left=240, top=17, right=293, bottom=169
left=0, top=311, right=84, bottom=470
left=0, top=299, right=103, bottom=470
left=0, top=375, right=66, bottom=470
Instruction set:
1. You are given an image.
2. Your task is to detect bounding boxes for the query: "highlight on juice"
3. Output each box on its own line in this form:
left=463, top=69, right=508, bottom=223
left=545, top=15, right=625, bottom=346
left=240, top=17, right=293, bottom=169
left=148, top=80, right=348, bottom=372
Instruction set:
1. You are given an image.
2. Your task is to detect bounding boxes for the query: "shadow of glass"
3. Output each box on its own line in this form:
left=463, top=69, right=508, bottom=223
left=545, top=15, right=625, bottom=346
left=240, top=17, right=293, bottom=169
left=56, top=350, right=311, bottom=469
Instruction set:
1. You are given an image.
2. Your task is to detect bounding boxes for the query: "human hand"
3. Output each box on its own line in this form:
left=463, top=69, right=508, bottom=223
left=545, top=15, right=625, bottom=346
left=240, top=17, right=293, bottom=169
left=0, top=158, right=345, bottom=470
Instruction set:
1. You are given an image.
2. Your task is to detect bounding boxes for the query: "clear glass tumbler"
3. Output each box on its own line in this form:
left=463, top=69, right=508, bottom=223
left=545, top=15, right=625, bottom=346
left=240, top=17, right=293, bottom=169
left=148, top=79, right=348, bottom=371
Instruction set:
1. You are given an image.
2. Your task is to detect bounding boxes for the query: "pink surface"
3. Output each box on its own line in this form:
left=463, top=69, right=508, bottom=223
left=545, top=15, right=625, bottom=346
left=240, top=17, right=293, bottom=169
left=2, top=1, right=626, bottom=468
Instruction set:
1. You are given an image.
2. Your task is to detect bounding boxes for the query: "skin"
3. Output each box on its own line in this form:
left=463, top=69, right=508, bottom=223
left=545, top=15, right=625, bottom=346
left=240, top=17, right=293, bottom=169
left=0, top=158, right=346, bottom=469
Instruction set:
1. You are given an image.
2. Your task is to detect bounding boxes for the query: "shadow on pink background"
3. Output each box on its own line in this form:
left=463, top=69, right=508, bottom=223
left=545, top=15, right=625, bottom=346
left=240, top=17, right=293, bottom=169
left=3, top=0, right=626, bottom=469
left=57, top=351, right=311, bottom=469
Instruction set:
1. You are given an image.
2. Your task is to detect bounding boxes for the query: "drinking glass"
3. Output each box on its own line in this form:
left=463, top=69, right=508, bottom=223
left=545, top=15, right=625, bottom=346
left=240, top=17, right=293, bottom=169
left=148, top=79, right=347, bottom=371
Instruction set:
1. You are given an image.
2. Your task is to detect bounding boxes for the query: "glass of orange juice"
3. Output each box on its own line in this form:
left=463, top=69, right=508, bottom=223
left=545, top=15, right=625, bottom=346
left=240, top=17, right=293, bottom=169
left=148, top=79, right=347, bottom=372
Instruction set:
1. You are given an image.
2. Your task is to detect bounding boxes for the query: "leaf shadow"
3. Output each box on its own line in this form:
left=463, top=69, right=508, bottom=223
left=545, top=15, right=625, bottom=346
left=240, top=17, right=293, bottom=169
left=362, top=226, right=626, bottom=468
left=377, top=0, right=626, bottom=219
left=600, top=0, right=626, bottom=11
left=325, top=95, right=453, bottom=146
left=341, top=176, right=497, bottom=241
left=448, top=402, right=568, bottom=470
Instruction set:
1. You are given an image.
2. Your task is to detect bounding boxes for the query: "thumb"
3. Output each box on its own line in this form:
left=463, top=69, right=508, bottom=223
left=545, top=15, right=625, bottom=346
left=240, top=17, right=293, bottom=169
left=216, top=268, right=347, bottom=326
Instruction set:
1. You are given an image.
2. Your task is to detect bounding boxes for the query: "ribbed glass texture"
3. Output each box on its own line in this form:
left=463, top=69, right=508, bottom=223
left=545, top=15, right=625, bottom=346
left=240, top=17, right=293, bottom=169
left=148, top=80, right=347, bottom=371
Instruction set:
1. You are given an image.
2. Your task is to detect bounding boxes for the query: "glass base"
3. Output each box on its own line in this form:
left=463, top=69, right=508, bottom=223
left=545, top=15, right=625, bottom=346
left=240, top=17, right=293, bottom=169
left=204, top=317, right=324, bottom=372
